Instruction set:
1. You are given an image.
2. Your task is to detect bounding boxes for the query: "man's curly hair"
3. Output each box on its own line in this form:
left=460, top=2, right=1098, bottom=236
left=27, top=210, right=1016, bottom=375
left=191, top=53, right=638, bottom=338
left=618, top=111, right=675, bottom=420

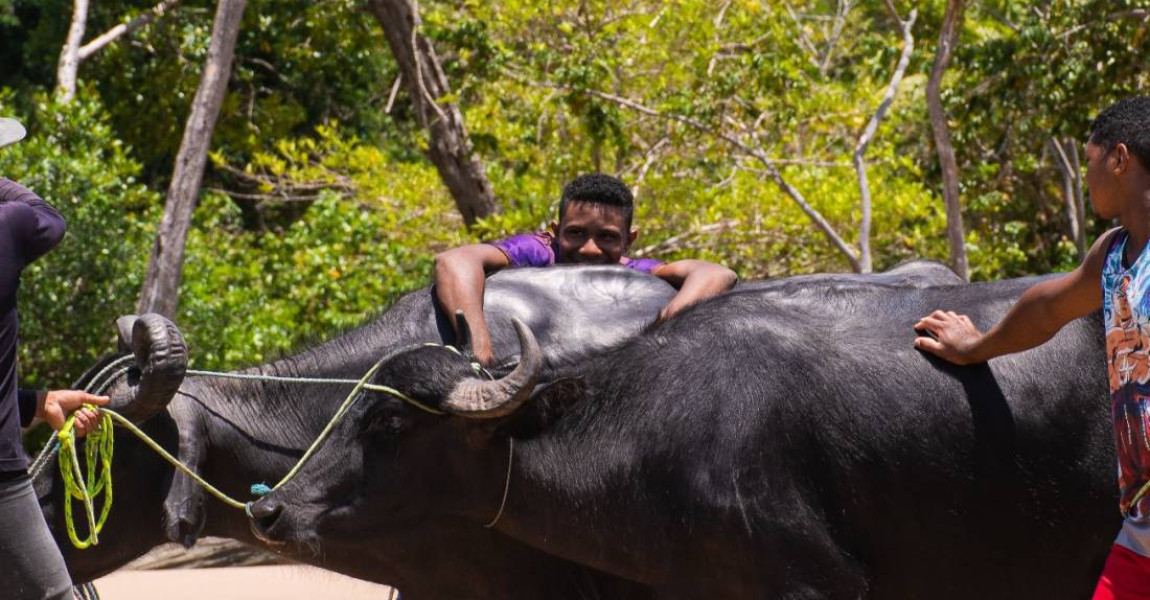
left=1090, top=96, right=1150, bottom=169
left=559, top=173, right=634, bottom=229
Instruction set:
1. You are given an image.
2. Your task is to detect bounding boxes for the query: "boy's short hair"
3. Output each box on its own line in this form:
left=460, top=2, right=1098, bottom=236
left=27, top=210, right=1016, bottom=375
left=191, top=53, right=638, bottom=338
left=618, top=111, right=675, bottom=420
left=559, top=174, right=634, bottom=229
left=1090, top=97, right=1150, bottom=169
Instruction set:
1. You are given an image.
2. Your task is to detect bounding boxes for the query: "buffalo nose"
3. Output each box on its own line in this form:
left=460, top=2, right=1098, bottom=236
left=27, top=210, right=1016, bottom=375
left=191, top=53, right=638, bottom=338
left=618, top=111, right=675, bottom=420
left=247, top=498, right=282, bottom=523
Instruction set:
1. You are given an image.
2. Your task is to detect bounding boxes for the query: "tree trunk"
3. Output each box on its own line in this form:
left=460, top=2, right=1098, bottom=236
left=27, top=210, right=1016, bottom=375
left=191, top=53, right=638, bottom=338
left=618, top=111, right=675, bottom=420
left=367, top=0, right=497, bottom=226
left=1051, top=137, right=1087, bottom=260
left=927, top=0, right=969, bottom=280
left=137, top=0, right=247, bottom=318
left=1069, top=140, right=1087, bottom=256
left=55, top=0, right=89, bottom=103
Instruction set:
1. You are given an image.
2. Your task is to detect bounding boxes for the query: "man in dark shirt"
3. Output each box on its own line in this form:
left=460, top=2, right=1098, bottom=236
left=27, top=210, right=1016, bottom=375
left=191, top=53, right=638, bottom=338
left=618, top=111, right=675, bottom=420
left=0, top=118, right=110, bottom=600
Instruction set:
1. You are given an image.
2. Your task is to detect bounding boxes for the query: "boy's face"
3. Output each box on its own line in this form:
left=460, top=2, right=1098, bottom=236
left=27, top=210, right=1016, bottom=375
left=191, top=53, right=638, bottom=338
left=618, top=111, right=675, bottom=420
left=1084, top=139, right=1130, bottom=220
left=551, top=201, right=638, bottom=265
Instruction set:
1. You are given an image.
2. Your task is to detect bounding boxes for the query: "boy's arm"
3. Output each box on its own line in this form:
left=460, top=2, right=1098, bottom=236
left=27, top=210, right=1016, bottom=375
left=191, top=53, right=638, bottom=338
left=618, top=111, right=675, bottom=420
left=433, top=244, right=510, bottom=366
left=914, top=229, right=1117, bottom=365
left=651, top=259, right=739, bottom=321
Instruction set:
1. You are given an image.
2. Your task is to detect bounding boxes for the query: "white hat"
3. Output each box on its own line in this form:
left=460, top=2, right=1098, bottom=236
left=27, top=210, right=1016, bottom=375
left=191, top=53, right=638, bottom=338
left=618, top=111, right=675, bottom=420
left=0, top=119, right=27, bottom=149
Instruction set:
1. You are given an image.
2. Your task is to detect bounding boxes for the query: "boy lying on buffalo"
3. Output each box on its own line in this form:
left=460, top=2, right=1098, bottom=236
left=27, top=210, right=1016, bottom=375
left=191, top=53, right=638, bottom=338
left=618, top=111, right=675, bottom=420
left=915, top=96, right=1150, bottom=600
left=435, top=173, right=737, bottom=366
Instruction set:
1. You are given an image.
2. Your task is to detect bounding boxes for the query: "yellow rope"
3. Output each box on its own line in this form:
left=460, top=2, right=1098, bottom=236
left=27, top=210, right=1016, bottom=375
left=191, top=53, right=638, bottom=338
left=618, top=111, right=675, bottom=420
left=57, top=409, right=114, bottom=549
left=55, top=346, right=448, bottom=548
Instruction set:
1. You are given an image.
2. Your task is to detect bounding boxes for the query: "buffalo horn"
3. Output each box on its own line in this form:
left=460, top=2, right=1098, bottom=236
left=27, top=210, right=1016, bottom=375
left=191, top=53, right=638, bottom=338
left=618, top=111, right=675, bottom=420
left=454, top=310, right=473, bottom=354
left=110, top=313, right=188, bottom=423
left=443, top=318, right=541, bottom=418
left=115, top=314, right=137, bottom=353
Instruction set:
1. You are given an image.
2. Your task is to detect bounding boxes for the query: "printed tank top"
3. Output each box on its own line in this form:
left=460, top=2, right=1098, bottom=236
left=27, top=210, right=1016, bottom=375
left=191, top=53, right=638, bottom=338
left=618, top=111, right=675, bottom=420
left=1103, top=229, right=1150, bottom=518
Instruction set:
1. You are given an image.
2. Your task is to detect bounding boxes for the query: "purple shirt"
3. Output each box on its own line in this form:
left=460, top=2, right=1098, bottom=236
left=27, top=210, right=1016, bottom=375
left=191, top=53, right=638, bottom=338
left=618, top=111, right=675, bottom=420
left=489, top=232, right=664, bottom=274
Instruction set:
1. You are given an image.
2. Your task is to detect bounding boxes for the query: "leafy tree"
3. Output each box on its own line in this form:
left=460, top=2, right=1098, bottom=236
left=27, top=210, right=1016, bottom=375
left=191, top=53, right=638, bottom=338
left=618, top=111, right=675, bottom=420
left=0, top=91, right=158, bottom=386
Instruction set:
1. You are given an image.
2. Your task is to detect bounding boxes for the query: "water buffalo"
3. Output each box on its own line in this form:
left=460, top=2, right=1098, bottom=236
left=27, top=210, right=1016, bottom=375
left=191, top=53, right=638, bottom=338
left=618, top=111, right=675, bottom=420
left=248, top=275, right=1119, bottom=599
left=43, top=262, right=960, bottom=598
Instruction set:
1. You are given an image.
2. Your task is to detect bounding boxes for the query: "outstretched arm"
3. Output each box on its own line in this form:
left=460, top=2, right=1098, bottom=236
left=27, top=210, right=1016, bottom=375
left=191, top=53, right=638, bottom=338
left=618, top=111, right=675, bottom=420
left=433, top=244, right=511, bottom=366
left=914, top=229, right=1117, bottom=365
left=651, top=259, right=738, bottom=321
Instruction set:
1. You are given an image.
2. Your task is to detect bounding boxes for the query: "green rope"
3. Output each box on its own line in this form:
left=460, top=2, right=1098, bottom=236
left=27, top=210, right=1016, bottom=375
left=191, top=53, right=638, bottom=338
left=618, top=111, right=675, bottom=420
left=57, top=346, right=451, bottom=547
left=57, top=409, right=114, bottom=549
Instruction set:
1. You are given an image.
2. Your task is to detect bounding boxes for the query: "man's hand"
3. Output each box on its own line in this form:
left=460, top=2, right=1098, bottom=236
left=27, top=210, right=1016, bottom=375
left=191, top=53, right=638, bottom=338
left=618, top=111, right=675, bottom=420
left=38, top=390, right=110, bottom=437
left=913, top=311, right=985, bottom=365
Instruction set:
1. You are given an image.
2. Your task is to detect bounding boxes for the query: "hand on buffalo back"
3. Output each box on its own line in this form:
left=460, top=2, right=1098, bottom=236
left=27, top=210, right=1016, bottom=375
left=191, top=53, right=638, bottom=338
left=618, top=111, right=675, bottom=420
left=913, top=310, right=984, bottom=365
left=39, top=390, right=110, bottom=437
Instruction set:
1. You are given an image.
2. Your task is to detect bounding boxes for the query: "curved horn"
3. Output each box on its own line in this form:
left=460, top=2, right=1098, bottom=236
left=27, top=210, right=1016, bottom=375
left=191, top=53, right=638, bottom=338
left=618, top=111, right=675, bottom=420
left=442, top=318, right=541, bottom=419
left=454, top=310, right=473, bottom=354
left=115, top=314, right=137, bottom=353
left=109, top=313, right=188, bottom=423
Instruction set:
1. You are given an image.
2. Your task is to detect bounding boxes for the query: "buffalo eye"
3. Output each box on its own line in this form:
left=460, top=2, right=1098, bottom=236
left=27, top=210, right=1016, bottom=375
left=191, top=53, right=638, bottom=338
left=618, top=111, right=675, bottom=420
left=365, top=412, right=409, bottom=437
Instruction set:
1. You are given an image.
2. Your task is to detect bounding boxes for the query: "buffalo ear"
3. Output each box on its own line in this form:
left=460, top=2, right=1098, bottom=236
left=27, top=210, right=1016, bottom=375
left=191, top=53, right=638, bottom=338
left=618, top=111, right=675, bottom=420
left=162, top=404, right=208, bottom=548
left=497, top=377, right=586, bottom=439
left=454, top=310, right=473, bottom=355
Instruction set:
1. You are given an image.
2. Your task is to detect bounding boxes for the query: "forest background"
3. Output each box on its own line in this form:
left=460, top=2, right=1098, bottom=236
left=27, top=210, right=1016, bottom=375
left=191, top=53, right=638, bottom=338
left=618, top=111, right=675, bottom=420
left=0, top=0, right=1146, bottom=388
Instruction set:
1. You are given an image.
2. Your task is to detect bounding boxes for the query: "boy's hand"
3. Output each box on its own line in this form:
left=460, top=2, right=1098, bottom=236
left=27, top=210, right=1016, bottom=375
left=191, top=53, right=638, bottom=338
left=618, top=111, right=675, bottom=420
left=472, top=339, right=496, bottom=368
left=38, top=390, right=110, bottom=437
left=656, top=299, right=687, bottom=323
left=914, top=310, right=985, bottom=365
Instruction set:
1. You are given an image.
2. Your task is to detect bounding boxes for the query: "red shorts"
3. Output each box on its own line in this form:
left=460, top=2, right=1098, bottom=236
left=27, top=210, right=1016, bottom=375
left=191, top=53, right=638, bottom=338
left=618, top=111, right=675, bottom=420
left=1094, top=544, right=1150, bottom=600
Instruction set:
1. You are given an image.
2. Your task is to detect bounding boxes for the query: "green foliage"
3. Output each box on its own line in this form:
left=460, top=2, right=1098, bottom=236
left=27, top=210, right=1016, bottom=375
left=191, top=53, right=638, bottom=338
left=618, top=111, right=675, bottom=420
left=179, top=125, right=467, bottom=368
left=948, top=0, right=1150, bottom=280
left=0, top=91, right=158, bottom=387
left=0, top=0, right=1147, bottom=385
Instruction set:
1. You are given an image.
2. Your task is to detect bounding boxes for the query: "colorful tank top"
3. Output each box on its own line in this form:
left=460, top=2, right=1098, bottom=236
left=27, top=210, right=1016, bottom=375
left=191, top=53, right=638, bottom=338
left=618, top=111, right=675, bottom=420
left=1103, top=229, right=1150, bottom=518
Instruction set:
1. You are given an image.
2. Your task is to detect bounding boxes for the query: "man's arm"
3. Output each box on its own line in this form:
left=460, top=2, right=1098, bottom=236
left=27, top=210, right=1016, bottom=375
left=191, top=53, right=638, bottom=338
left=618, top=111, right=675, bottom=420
left=914, top=229, right=1117, bottom=365
left=651, top=259, right=739, bottom=321
left=0, top=179, right=66, bottom=264
left=433, top=244, right=511, bottom=366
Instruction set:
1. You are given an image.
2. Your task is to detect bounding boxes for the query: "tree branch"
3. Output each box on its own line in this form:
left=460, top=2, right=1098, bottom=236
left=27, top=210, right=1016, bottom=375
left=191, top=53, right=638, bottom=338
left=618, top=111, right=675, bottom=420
left=78, top=0, right=183, bottom=61
left=205, top=187, right=350, bottom=203
left=853, top=8, right=916, bottom=273
left=625, top=136, right=669, bottom=200
left=507, top=71, right=861, bottom=270
left=408, top=0, right=448, bottom=124
left=818, top=0, right=852, bottom=75
left=782, top=1, right=823, bottom=71
left=55, top=0, right=89, bottom=102
left=633, top=219, right=740, bottom=257
left=713, top=0, right=732, bottom=27
left=1050, top=137, right=1086, bottom=259
left=1060, top=9, right=1149, bottom=39
left=384, top=73, right=403, bottom=114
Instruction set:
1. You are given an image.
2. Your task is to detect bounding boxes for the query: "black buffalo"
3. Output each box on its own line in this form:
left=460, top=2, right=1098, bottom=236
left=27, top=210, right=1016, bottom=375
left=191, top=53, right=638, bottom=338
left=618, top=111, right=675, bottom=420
left=249, top=275, right=1119, bottom=599
left=44, top=262, right=959, bottom=598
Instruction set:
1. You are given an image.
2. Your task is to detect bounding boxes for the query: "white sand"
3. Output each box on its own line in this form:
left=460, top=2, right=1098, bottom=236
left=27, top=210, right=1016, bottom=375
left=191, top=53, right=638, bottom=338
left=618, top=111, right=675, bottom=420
left=92, top=566, right=395, bottom=600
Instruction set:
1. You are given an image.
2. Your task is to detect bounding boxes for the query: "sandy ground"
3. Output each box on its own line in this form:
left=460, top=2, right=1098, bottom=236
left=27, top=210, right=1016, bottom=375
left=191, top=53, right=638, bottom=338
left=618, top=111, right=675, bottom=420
left=92, top=566, right=396, bottom=600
